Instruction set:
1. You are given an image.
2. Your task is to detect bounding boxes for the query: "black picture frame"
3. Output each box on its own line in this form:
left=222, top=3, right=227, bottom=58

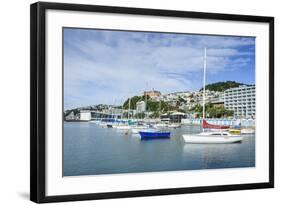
left=30, top=1, right=274, bottom=203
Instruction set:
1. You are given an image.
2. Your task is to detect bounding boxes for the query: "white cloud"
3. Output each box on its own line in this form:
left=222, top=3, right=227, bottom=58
left=64, top=30, right=255, bottom=109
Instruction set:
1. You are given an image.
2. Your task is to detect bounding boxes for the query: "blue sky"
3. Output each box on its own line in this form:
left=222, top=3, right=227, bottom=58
left=64, top=28, right=255, bottom=110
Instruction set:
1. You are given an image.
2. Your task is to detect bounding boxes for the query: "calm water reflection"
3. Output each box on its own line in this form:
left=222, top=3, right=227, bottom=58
left=63, top=122, right=255, bottom=176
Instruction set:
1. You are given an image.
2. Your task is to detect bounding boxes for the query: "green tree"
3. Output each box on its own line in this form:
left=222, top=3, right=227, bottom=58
left=200, top=81, right=245, bottom=92
left=150, top=111, right=160, bottom=118
left=123, top=95, right=172, bottom=114
left=123, top=95, right=147, bottom=109
left=64, top=108, right=79, bottom=117
left=189, top=103, right=233, bottom=118
left=207, top=106, right=234, bottom=118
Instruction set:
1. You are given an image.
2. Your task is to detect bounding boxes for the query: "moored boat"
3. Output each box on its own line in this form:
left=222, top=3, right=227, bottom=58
left=99, top=122, right=108, bottom=127
left=130, top=125, right=149, bottom=134
left=139, top=130, right=171, bottom=139
left=89, top=120, right=100, bottom=124
left=115, top=125, right=131, bottom=130
left=182, top=132, right=242, bottom=144
left=241, top=128, right=255, bottom=134
left=181, top=48, right=242, bottom=144
left=153, top=123, right=168, bottom=129
left=107, top=124, right=113, bottom=128
left=167, top=123, right=181, bottom=129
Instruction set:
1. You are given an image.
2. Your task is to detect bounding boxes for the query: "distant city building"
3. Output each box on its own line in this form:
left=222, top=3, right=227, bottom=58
left=79, top=110, right=91, bottom=121
left=136, top=101, right=146, bottom=113
left=143, top=89, right=161, bottom=98
left=209, top=92, right=225, bottom=107
left=224, top=85, right=256, bottom=118
left=90, top=110, right=122, bottom=119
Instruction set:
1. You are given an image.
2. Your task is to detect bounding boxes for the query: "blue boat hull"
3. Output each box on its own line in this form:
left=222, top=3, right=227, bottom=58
left=139, top=131, right=170, bottom=139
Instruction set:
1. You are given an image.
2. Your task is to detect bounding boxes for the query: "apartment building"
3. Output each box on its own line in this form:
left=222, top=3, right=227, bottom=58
left=224, top=85, right=255, bottom=118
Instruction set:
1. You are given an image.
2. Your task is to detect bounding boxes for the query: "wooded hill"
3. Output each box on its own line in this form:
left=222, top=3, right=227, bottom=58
left=200, top=81, right=246, bottom=92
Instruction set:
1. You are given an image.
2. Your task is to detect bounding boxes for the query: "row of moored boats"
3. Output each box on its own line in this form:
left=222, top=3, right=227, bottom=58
left=89, top=119, right=254, bottom=143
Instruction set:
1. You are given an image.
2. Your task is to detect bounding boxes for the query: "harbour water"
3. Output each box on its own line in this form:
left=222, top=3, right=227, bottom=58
left=63, top=122, right=255, bottom=176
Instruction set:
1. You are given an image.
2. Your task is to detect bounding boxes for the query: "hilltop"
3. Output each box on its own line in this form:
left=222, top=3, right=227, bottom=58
left=200, top=81, right=246, bottom=92
left=123, top=95, right=172, bottom=113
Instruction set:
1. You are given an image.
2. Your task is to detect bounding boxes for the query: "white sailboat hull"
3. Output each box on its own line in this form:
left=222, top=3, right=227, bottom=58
left=115, top=125, right=131, bottom=130
left=182, top=134, right=243, bottom=144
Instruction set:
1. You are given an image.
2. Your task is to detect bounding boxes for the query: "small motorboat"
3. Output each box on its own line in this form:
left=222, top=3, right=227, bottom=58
left=139, top=130, right=171, bottom=140
left=167, top=123, right=181, bottom=129
left=107, top=124, right=113, bottom=128
left=153, top=123, right=168, bottom=129
left=89, top=120, right=100, bottom=124
left=182, top=131, right=242, bottom=144
left=115, top=125, right=131, bottom=130
left=130, top=125, right=149, bottom=134
left=241, top=128, right=255, bottom=134
left=98, top=122, right=108, bottom=128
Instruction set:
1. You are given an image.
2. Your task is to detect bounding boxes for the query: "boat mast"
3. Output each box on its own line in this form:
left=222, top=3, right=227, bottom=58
left=128, top=97, right=131, bottom=120
left=121, top=97, right=124, bottom=120
left=145, top=92, right=147, bottom=119
left=144, top=82, right=148, bottom=120
left=203, top=47, right=207, bottom=121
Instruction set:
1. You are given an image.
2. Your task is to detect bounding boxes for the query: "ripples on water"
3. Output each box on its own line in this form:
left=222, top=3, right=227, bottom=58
left=63, top=122, right=255, bottom=176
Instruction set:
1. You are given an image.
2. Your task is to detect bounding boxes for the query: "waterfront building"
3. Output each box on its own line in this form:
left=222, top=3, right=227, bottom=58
left=136, top=101, right=146, bottom=113
left=160, top=112, right=186, bottom=123
left=143, top=89, right=161, bottom=98
left=90, top=110, right=122, bottom=119
left=170, top=112, right=186, bottom=123
left=224, top=85, right=256, bottom=118
left=79, top=110, right=91, bottom=121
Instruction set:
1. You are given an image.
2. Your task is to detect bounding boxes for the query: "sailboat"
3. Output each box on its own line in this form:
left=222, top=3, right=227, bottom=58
left=115, top=102, right=131, bottom=131
left=135, top=87, right=171, bottom=139
left=130, top=125, right=149, bottom=134
left=182, top=131, right=242, bottom=144
left=129, top=94, right=150, bottom=134
left=153, top=100, right=168, bottom=129
left=182, top=48, right=243, bottom=144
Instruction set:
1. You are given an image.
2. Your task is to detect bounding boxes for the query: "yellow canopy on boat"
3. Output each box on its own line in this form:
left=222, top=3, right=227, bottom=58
left=229, top=129, right=241, bottom=134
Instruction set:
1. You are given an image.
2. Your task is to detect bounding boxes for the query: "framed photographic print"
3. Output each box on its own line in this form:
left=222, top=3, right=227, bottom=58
left=30, top=2, right=274, bottom=203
